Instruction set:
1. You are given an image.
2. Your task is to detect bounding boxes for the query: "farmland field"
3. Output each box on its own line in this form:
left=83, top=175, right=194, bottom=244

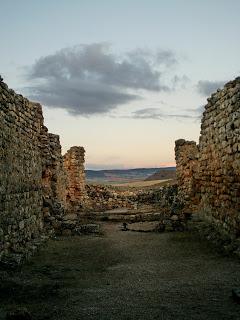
left=113, top=179, right=171, bottom=188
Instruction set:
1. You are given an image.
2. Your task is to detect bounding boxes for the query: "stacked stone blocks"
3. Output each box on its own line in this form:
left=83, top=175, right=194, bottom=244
left=0, top=81, right=44, bottom=261
left=64, top=146, right=86, bottom=210
left=0, top=79, right=87, bottom=262
left=175, top=77, right=240, bottom=236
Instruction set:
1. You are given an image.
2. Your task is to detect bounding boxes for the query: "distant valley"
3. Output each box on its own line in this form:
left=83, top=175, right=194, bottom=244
left=85, top=167, right=176, bottom=184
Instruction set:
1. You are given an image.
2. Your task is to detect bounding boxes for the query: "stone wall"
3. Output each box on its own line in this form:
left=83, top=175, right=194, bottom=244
left=0, top=79, right=44, bottom=262
left=198, top=77, right=240, bottom=236
left=64, top=146, right=86, bottom=211
left=0, top=79, right=88, bottom=264
left=40, top=126, right=68, bottom=231
left=175, top=139, right=199, bottom=211
left=41, top=126, right=67, bottom=204
left=175, top=77, right=240, bottom=237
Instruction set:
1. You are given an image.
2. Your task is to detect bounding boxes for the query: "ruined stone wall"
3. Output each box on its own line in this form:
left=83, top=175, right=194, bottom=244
left=198, top=78, right=240, bottom=236
left=175, top=139, right=199, bottom=211
left=41, top=126, right=67, bottom=204
left=64, top=146, right=86, bottom=211
left=0, top=79, right=89, bottom=262
left=0, top=80, right=44, bottom=262
left=40, top=127, right=68, bottom=230
left=175, top=77, right=240, bottom=237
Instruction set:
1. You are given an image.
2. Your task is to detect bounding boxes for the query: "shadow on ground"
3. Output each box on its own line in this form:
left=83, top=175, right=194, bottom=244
left=0, top=223, right=240, bottom=320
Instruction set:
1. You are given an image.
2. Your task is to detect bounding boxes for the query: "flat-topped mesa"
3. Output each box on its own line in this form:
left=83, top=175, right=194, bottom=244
left=64, top=146, right=87, bottom=211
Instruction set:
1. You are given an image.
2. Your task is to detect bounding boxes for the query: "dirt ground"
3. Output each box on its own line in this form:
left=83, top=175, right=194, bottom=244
left=1, top=223, right=240, bottom=320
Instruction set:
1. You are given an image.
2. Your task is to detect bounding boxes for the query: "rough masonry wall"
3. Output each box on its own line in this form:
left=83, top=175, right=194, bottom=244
left=64, top=146, right=86, bottom=211
left=41, top=126, right=67, bottom=204
left=0, top=80, right=44, bottom=261
left=175, top=77, right=240, bottom=236
left=0, top=78, right=89, bottom=262
left=175, top=139, right=199, bottom=211
left=40, top=126, right=68, bottom=231
left=198, top=78, right=240, bottom=235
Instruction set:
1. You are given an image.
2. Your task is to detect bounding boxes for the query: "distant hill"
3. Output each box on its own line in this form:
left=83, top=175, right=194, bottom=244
left=85, top=167, right=176, bottom=184
left=145, top=167, right=176, bottom=181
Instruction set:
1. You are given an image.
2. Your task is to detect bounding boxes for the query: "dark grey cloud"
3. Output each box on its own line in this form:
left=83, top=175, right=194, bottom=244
left=27, top=78, right=138, bottom=115
left=26, top=43, right=179, bottom=116
left=130, top=107, right=201, bottom=121
left=196, top=80, right=225, bottom=96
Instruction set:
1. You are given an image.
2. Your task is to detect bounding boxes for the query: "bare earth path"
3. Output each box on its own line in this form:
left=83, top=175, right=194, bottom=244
left=1, top=223, right=240, bottom=320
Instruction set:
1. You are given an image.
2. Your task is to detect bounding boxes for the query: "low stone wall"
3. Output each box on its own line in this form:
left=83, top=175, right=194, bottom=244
left=85, top=184, right=135, bottom=211
left=175, top=77, right=240, bottom=239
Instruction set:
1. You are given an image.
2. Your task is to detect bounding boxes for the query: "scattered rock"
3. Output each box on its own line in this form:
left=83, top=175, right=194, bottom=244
left=62, top=229, right=72, bottom=236
left=75, top=224, right=100, bottom=234
left=128, top=222, right=163, bottom=233
left=63, top=214, right=78, bottom=221
left=121, top=222, right=128, bottom=231
left=171, top=215, right=179, bottom=221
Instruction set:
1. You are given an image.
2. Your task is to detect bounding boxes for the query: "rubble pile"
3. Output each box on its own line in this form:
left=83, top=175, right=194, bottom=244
left=85, top=184, right=136, bottom=211
left=135, top=184, right=184, bottom=214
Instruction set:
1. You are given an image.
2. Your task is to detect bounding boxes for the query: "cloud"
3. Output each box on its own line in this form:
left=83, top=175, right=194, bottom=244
left=172, top=75, right=190, bottom=89
left=26, top=43, right=179, bottom=116
left=28, top=79, right=138, bottom=115
left=130, top=107, right=201, bottom=120
left=196, top=80, right=225, bottom=96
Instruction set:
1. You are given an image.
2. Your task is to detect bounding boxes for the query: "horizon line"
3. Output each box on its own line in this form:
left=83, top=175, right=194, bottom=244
left=85, top=165, right=176, bottom=171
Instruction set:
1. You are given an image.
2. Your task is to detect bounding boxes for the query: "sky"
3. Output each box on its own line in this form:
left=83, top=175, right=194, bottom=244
left=0, top=0, right=239, bottom=169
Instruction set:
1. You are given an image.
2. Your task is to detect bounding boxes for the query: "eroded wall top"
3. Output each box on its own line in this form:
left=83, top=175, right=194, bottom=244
left=64, top=146, right=86, bottom=210
left=175, top=77, right=240, bottom=236
left=198, top=77, right=240, bottom=234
